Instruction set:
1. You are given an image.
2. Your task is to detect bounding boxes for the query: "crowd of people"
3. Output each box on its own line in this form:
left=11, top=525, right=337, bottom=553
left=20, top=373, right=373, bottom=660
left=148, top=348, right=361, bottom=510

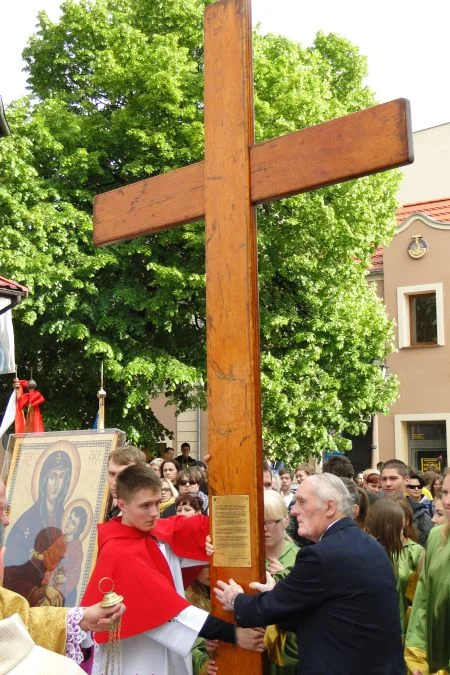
left=244, top=455, right=449, bottom=675
left=0, top=439, right=449, bottom=674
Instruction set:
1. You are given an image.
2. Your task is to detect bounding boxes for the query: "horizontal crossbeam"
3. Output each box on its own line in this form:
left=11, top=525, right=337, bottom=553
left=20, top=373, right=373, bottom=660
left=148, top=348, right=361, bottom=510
left=93, top=98, right=412, bottom=246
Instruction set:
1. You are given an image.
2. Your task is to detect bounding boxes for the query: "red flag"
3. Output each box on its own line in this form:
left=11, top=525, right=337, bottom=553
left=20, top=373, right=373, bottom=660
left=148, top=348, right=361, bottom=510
left=16, top=380, right=45, bottom=433
left=14, top=381, right=25, bottom=434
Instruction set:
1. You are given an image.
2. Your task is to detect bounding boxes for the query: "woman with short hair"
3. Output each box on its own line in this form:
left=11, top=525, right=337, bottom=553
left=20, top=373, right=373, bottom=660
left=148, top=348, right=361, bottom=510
left=159, top=479, right=178, bottom=517
left=177, top=468, right=209, bottom=514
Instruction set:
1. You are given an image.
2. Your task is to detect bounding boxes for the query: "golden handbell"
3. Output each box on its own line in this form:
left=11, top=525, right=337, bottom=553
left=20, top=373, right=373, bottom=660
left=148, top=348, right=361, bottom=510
left=98, top=577, right=124, bottom=675
left=99, top=577, right=124, bottom=607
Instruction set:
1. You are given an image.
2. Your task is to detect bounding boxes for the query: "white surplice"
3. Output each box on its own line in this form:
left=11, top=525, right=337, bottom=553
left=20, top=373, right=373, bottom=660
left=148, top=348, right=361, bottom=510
left=94, top=541, right=208, bottom=675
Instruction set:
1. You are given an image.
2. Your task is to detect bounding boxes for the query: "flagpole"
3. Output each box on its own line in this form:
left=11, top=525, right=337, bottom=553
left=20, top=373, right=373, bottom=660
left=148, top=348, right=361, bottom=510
left=13, top=367, right=21, bottom=430
left=97, top=362, right=106, bottom=430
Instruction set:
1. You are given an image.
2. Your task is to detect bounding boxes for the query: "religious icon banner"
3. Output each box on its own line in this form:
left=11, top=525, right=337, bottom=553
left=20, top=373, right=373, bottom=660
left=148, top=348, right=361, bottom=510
left=2, top=428, right=125, bottom=608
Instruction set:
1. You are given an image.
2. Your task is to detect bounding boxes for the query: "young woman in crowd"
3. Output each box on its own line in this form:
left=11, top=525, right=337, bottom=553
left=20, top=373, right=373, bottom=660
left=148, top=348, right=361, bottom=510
left=430, top=474, right=443, bottom=514
left=366, top=498, right=424, bottom=637
left=177, top=467, right=209, bottom=514
left=195, top=490, right=299, bottom=675
left=431, top=491, right=446, bottom=526
left=175, top=493, right=203, bottom=517
left=405, top=468, right=450, bottom=675
left=160, top=459, right=181, bottom=484
left=363, top=472, right=381, bottom=494
left=293, top=464, right=314, bottom=484
left=159, top=478, right=178, bottom=517
left=261, top=490, right=299, bottom=675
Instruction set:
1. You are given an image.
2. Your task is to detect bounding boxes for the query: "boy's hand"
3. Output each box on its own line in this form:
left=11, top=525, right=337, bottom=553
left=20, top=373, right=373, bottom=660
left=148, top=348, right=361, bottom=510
left=205, top=534, right=214, bottom=557
left=205, top=639, right=219, bottom=656
left=236, top=627, right=266, bottom=652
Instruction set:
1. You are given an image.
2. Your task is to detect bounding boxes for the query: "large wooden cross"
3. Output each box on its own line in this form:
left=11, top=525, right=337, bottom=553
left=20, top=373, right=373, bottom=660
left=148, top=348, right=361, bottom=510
left=93, top=0, right=413, bottom=671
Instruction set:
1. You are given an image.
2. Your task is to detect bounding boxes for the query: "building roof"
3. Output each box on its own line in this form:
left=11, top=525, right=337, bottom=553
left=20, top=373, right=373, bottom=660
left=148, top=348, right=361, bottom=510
left=370, top=245, right=384, bottom=272
left=0, top=276, right=28, bottom=297
left=369, top=198, right=450, bottom=273
left=397, top=198, right=450, bottom=224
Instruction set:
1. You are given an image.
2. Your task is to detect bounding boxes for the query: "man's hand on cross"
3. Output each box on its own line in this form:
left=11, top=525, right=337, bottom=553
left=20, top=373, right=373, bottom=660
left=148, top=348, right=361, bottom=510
left=213, top=578, right=244, bottom=611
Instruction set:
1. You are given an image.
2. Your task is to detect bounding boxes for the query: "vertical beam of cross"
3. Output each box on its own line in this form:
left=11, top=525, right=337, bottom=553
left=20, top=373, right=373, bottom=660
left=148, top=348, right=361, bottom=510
left=204, top=0, right=266, bottom=671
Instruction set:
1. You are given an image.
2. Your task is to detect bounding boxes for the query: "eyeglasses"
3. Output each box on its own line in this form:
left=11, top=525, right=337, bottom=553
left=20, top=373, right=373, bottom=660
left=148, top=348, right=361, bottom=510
left=264, top=518, right=283, bottom=528
left=161, top=488, right=171, bottom=493
left=179, top=480, right=198, bottom=486
left=407, top=485, right=421, bottom=490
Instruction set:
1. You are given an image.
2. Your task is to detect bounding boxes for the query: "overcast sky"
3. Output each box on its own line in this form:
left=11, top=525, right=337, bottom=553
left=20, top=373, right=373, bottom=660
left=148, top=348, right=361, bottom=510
left=1, top=0, right=449, bottom=132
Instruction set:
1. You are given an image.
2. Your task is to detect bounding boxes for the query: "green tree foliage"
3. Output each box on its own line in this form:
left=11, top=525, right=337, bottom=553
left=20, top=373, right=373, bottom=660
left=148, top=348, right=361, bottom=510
left=0, top=0, right=399, bottom=460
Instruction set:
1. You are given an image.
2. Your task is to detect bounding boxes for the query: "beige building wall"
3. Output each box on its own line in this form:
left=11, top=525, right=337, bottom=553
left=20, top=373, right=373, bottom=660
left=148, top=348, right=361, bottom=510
left=378, top=217, right=450, bottom=464
left=398, top=123, right=450, bottom=204
left=378, top=121, right=450, bottom=467
left=150, top=393, right=208, bottom=459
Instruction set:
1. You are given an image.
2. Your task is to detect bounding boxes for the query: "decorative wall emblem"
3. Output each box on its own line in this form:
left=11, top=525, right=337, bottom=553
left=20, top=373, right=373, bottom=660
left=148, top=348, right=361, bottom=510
left=408, top=234, right=428, bottom=259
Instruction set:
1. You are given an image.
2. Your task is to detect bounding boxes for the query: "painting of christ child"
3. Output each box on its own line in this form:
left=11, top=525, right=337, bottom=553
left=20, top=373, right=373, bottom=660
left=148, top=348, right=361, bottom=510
left=4, top=443, right=77, bottom=568
left=48, top=501, right=92, bottom=606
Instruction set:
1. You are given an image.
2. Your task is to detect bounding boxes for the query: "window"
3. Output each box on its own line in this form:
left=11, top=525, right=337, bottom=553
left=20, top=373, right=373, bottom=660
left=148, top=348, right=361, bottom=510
left=397, top=283, right=444, bottom=348
left=409, top=422, right=446, bottom=441
left=409, top=293, right=437, bottom=345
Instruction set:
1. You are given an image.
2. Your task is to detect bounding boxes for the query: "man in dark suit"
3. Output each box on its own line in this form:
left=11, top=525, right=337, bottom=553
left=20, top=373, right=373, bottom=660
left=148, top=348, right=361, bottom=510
left=214, top=473, right=405, bottom=675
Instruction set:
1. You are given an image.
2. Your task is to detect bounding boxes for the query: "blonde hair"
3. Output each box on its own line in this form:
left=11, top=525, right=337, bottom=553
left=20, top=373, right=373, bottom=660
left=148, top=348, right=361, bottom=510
left=161, top=478, right=178, bottom=498
left=294, top=463, right=314, bottom=476
left=109, top=445, right=146, bottom=466
left=362, top=468, right=379, bottom=480
left=264, top=489, right=289, bottom=522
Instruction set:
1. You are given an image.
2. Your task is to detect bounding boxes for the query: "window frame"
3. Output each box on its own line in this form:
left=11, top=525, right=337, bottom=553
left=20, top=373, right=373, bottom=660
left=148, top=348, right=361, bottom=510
left=397, top=283, right=444, bottom=349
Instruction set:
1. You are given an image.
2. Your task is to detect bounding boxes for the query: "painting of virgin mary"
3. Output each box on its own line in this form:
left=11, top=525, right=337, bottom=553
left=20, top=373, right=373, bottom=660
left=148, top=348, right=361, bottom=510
left=4, top=446, right=73, bottom=567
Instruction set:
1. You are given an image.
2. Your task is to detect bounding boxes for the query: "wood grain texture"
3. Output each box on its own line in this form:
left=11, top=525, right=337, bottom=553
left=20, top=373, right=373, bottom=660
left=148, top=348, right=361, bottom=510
left=250, top=98, right=413, bottom=203
left=93, top=161, right=204, bottom=246
left=92, top=2, right=414, bottom=672
left=93, top=99, right=412, bottom=245
left=204, top=0, right=266, bottom=671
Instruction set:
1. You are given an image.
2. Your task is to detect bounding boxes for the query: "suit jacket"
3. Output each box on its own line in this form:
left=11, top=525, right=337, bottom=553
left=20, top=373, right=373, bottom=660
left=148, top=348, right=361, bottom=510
left=234, top=517, right=405, bottom=675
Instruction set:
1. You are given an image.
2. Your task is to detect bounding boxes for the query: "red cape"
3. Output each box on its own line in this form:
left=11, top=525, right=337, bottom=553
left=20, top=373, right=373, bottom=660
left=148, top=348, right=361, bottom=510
left=81, top=515, right=209, bottom=642
left=151, top=514, right=209, bottom=561
left=152, top=514, right=210, bottom=588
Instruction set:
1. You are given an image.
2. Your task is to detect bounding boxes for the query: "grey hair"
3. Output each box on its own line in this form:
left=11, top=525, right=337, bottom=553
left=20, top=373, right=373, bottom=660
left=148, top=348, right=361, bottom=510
left=309, top=473, right=354, bottom=516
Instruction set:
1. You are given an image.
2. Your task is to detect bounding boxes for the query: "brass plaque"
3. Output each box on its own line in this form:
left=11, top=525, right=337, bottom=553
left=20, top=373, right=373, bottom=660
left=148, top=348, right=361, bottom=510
left=211, top=495, right=251, bottom=567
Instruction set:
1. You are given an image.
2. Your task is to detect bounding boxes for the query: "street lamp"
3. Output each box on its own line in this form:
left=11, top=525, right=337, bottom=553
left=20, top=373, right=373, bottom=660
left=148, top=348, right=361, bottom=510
left=370, top=359, right=388, bottom=468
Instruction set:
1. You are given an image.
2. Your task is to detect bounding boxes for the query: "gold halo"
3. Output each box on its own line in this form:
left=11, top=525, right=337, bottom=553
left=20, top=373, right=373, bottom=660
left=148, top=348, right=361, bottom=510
left=61, top=498, right=93, bottom=542
left=31, top=440, right=81, bottom=504
left=99, top=577, right=115, bottom=595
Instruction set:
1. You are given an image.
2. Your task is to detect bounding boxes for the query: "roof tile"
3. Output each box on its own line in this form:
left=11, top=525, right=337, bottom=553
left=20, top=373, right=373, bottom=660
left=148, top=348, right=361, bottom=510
left=370, top=198, right=450, bottom=273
